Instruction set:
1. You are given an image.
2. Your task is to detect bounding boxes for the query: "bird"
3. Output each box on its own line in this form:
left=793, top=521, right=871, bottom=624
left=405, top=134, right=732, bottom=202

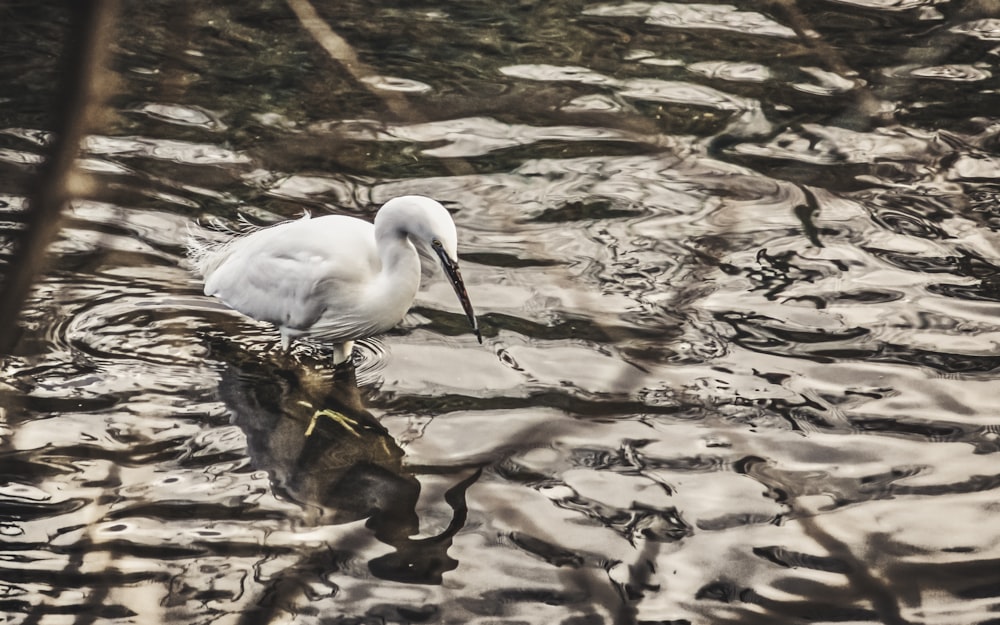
left=190, top=195, right=481, bottom=365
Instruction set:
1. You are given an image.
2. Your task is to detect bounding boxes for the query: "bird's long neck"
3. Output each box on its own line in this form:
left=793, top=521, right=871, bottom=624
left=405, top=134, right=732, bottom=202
left=370, top=223, right=421, bottom=329
left=374, top=202, right=423, bottom=286
left=377, top=231, right=421, bottom=287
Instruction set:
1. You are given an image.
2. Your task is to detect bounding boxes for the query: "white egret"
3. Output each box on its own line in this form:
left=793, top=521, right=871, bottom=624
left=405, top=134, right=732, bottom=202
left=190, top=195, right=481, bottom=365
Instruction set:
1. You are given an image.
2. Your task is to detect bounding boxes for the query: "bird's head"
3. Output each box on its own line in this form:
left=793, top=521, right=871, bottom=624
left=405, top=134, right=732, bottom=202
left=377, top=196, right=482, bottom=344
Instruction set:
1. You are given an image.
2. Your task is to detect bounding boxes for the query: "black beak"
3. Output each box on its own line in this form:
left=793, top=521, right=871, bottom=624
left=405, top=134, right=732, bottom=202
left=433, top=241, right=482, bottom=343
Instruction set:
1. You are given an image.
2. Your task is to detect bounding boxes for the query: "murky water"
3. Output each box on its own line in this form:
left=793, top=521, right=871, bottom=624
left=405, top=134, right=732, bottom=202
left=3, top=1, right=1000, bottom=623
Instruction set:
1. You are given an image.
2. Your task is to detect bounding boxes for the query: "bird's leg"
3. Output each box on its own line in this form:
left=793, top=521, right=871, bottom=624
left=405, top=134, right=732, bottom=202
left=332, top=340, right=355, bottom=367
left=280, top=329, right=293, bottom=352
left=305, top=408, right=361, bottom=437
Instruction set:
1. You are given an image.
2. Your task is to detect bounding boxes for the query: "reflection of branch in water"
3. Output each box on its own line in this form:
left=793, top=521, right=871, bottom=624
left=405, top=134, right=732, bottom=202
left=610, top=537, right=662, bottom=625
left=793, top=187, right=824, bottom=248
left=769, top=0, right=894, bottom=128
left=782, top=0, right=1000, bottom=131
left=0, top=0, right=118, bottom=354
left=715, top=457, right=911, bottom=625
left=283, top=0, right=475, bottom=177
left=284, top=0, right=410, bottom=119
left=794, top=508, right=909, bottom=625
left=695, top=512, right=909, bottom=624
left=210, top=337, right=482, bottom=618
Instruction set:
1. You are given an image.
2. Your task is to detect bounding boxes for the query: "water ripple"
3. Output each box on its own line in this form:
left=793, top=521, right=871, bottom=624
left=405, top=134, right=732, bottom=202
left=583, top=2, right=797, bottom=38
left=329, top=116, right=659, bottom=159
left=85, top=135, right=251, bottom=166
left=827, top=0, right=938, bottom=9
left=887, top=64, right=992, bottom=82
left=0, top=148, right=43, bottom=166
left=360, top=75, right=433, bottom=93
left=951, top=18, right=1000, bottom=40
left=719, top=310, right=1000, bottom=374
left=793, top=67, right=857, bottom=96
left=688, top=61, right=771, bottom=83
left=132, top=103, right=227, bottom=130
left=500, top=64, right=757, bottom=112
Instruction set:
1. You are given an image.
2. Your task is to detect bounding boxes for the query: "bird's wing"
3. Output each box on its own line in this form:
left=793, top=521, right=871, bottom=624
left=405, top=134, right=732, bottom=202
left=203, top=215, right=379, bottom=333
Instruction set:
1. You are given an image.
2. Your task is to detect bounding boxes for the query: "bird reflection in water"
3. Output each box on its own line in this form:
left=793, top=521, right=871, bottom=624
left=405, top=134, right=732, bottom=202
left=208, top=336, right=481, bottom=606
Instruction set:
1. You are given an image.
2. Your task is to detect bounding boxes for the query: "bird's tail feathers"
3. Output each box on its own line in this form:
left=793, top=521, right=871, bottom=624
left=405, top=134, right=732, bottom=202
left=185, top=216, right=260, bottom=278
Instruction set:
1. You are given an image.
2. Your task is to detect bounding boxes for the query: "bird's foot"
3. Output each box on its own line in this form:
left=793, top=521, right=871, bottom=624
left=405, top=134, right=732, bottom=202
left=305, top=408, right=361, bottom=438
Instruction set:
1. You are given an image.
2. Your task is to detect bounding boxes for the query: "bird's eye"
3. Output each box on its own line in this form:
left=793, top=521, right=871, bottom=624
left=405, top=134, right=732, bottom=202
left=432, top=238, right=442, bottom=247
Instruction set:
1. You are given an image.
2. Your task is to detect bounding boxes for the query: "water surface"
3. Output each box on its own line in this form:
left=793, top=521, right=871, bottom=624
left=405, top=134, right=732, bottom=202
left=2, top=1, right=1000, bottom=623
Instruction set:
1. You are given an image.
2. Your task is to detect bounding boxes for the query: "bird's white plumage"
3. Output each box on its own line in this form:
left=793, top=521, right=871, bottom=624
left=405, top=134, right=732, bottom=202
left=190, top=195, right=476, bottom=365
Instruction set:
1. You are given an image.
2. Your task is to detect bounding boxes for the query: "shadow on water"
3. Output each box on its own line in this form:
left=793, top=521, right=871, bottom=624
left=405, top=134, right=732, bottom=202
left=207, top=335, right=482, bottom=617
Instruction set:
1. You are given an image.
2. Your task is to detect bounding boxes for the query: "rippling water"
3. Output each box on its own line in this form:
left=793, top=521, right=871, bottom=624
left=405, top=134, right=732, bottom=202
left=3, top=1, right=1000, bottom=623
